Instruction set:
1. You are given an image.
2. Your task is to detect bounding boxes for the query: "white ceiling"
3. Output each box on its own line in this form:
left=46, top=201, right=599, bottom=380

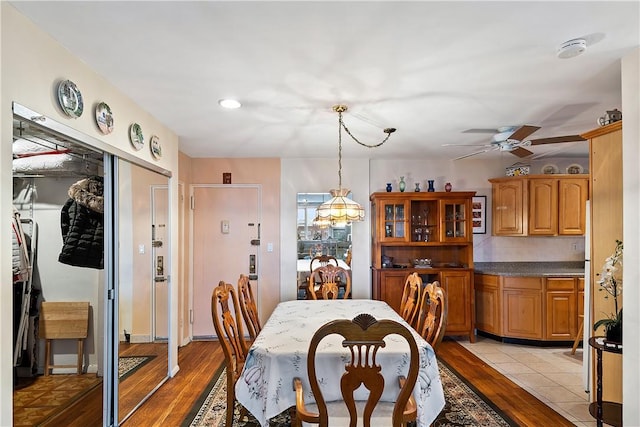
left=10, top=1, right=639, bottom=160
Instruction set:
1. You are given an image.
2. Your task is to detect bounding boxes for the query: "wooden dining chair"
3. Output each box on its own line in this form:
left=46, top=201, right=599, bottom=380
left=308, top=264, right=351, bottom=300
left=237, top=274, right=262, bottom=341
left=292, top=313, right=419, bottom=427
left=415, top=281, right=448, bottom=350
left=211, top=281, right=248, bottom=427
left=399, top=272, right=422, bottom=327
left=309, top=254, right=339, bottom=272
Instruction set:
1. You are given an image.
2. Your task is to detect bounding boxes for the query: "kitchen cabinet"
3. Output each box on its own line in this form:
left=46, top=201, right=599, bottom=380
left=503, top=277, right=543, bottom=339
left=491, top=178, right=525, bottom=236
left=475, top=273, right=584, bottom=342
left=545, top=278, right=577, bottom=340
left=489, top=175, right=588, bottom=236
left=474, top=273, right=501, bottom=335
left=370, top=192, right=475, bottom=342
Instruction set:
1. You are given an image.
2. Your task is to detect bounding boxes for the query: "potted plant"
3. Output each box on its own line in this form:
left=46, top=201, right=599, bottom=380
left=593, top=240, right=623, bottom=343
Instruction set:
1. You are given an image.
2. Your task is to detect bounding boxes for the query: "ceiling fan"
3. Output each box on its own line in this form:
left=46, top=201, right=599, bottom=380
left=444, top=125, right=586, bottom=160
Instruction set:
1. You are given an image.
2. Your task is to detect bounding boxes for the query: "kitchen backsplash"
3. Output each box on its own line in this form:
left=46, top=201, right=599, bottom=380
left=473, top=234, right=586, bottom=262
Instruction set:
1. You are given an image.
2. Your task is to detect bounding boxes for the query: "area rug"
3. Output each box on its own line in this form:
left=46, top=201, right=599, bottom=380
left=182, top=360, right=517, bottom=426
left=119, top=355, right=155, bottom=380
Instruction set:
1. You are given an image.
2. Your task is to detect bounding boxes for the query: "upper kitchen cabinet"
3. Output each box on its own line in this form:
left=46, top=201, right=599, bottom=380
left=489, top=175, right=588, bottom=236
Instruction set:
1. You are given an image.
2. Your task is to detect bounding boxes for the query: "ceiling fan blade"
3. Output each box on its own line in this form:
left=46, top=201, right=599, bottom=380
left=509, top=125, right=540, bottom=142
left=529, top=135, right=587, bottom=145
left=510, top=147, right=534, bottom=158
left=454, top=149, right=491, bottom=160
left=462, top=128, right=500, bottom=134
left=442, top=143, right=493, bottom=147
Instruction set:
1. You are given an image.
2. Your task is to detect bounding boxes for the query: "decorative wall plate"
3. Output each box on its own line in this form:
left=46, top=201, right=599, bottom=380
left=541, top=164, right=559, bottom=174
left=95, top=102, right=114, bottom=134
left=566, top=163, right=584, bottom=174
left=129, top=123, right=144, bottom=150
left=57, top=80, right=84, bottom=118
left=150, top=135, right=162, bottom=159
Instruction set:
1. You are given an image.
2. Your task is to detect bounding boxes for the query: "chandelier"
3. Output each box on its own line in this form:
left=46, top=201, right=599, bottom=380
left=316, top=105, right=396, bottom=225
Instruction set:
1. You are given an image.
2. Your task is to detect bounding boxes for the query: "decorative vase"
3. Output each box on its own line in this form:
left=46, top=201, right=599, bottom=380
left=386, top=183, right=392, bottom=192
left=445, top=182, right=452, bottom=192
left=415, top=183, right=421, bottom=192
left=399, top=176, right=406, bottom=192
left=427, top=180, right=435, bottom=192
left=605, top=322, right=622, bottom=344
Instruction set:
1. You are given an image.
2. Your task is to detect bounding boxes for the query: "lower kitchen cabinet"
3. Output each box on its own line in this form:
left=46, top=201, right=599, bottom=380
left=440, top=270, right=475, bottom=342
left=545, top=277, right=577, bottom=340
left=503, top=277, right=543, bottom=339
left=475, top=273, right=583, bottom=342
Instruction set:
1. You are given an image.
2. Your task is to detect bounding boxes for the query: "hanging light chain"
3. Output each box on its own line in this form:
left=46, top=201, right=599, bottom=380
left=335, top=105, right=396, bottom=149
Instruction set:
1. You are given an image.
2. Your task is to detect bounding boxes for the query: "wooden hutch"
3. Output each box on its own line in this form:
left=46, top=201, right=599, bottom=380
left=370, top=191, right=476, bottom=342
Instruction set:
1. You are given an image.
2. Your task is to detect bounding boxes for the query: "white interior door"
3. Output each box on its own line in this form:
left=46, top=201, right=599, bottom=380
left=191, top=185, right=260, bottom=338
left=152, top=185, right=169, bottom=340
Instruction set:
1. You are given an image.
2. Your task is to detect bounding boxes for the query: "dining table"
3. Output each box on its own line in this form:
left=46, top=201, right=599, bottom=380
left=235, top=299, right=445, bottom=427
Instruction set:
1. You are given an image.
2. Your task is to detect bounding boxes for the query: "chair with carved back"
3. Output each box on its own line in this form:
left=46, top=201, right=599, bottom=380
left=415, top=281, right=447, bottom=350
left=399, top=272, right=422, bottom=327
left=211, top=281, right=249, bottom=427
left=309, top=254, right=339, bottom=272
left=292, top=313, right=419, bottom=427
left=237, top=274, right=262, bottom=341
left=308, top=264, right=351, bottom=300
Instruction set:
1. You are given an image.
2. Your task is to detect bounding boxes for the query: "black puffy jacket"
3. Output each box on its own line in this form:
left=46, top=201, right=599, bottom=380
left=58, top=176, right=104, bottom=269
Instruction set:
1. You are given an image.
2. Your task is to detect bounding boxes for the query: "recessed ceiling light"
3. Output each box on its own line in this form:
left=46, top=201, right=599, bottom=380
left=218, top=99, right=241, bottom=109
left=557, top=38, right=587, bottom=59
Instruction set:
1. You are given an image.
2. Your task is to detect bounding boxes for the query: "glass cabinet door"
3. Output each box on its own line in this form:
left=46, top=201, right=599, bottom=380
left=441, top=199, right=470, bottom=242
left=380, top=201, right=407, bottom=241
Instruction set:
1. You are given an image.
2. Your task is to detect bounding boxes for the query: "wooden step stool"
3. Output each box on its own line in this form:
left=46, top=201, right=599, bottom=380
left=39, top=301, right=89, bottom=375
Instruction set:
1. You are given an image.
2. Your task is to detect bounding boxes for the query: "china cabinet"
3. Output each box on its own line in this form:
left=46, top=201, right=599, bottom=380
left=489, top=175, right=588, bottom=236
left=370, top=192, right=476, bottom=341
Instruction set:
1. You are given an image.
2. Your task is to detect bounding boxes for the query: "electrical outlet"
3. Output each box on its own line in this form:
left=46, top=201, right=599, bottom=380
left=572, top=243, right=578, bottom=251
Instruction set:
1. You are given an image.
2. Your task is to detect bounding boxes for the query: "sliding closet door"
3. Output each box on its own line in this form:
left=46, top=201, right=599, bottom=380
left=115, top=159, right=170, bottom=425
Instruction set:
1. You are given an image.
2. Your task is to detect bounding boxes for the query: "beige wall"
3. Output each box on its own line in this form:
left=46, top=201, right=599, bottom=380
left=178, top=152, right=193, bottom=345
left=1, top=4, right=180, bottom=423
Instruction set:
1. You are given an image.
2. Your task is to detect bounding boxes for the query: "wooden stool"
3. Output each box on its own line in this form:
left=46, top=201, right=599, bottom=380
left=571, top=314, right=584, bottom=355
left=39, top=301, right=89, bottom=375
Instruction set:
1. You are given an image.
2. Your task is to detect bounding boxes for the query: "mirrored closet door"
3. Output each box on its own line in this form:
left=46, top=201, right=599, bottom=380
left=11, top=103, right=171, bottom=426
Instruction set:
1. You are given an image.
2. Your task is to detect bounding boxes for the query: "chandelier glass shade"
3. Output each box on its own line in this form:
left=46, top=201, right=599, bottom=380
left=316, top=105, right=395, bottom=225
left=316, top=188, right=365, bottom=226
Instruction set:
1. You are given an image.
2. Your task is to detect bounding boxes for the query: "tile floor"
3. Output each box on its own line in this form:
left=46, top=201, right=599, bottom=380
left=457, top=336, right=597, bottom=426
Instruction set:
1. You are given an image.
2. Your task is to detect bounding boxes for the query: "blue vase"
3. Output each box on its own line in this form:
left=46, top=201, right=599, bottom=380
left=427, top=180, right=435, bottom=192
left=386, top=183, right=392, bottom=192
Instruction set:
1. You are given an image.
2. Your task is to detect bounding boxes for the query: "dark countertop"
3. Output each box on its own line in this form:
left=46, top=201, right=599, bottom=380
left=474, top=261, right=585, bottom=277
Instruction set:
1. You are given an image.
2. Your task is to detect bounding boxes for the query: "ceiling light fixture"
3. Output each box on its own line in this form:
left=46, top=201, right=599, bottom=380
left=218, top=98, right=241, bottom=109
left=557, top=38, right=587, bottom=59
left=316, top=105, right=396, bottom=225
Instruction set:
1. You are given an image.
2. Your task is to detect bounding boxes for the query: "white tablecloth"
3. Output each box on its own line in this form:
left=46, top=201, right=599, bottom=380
left=235, top=299, right=445, bottom=427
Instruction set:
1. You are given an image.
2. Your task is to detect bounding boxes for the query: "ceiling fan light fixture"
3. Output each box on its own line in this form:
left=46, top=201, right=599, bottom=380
left=557, top=38, right=587, bottom=59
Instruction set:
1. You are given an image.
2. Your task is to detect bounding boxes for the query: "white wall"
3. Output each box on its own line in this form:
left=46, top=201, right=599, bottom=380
left=621, top=47, right=639, bottom=426
left=1, top=4, right=180, bottom=424
left=281, top=158, right=371, bottom=300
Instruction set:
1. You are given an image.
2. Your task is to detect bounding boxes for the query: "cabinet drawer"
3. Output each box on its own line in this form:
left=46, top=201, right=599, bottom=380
left=474, top=273, right=499, bottom=287
left=503, top=276, right=542, bottom=290
left=546, top=277, right=576, bottom=291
